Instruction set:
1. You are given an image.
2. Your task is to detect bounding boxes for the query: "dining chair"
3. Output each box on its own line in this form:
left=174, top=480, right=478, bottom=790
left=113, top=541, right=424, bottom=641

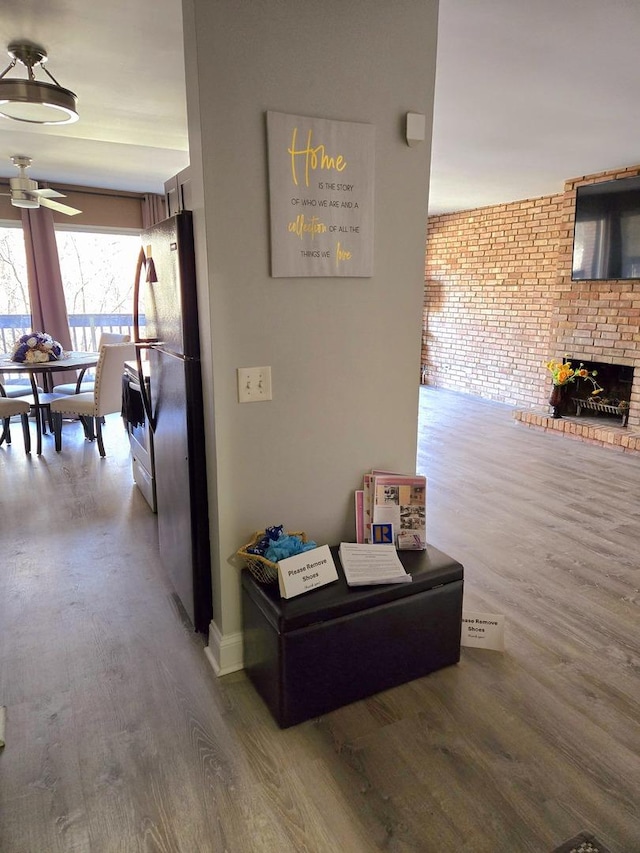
left=4, top=377, right=53, bottom=437
left=50, top=342, right=136, bottom=457
left=0, top=378, right=44, bottom=397
left=1, top=379, right=44, bottom=444
left=0, top=397, right=31, bottom=453
left=52, top=332, right=131, bottom=396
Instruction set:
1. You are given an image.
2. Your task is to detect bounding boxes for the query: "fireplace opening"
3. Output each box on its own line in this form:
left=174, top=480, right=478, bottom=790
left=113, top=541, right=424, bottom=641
left=560, top=359, right=633, bottom=425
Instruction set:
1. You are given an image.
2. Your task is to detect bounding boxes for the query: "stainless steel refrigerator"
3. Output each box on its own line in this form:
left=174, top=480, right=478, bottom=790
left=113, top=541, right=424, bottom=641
left=133, top=211, right=212, bottom=633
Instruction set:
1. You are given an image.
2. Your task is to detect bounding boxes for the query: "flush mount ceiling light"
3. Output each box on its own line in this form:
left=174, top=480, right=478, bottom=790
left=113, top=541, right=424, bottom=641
left=0, top=41, right=78, bottom=125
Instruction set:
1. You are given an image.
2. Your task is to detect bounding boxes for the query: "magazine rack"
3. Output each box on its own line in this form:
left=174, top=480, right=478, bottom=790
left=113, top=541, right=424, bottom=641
left=241, top=543, right=463, bottom=728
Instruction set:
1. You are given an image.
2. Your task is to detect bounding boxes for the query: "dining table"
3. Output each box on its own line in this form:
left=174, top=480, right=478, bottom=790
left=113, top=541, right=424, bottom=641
left=0, top=351, right=100, bottom=455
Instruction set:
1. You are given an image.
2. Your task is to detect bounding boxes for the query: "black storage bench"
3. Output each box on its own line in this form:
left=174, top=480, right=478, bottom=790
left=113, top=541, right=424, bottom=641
left=241, top=544, right=463, bottom=728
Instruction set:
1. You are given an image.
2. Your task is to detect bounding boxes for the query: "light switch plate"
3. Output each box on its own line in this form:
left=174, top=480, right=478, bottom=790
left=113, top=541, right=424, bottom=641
left=237, top=366, right=272, bottom=403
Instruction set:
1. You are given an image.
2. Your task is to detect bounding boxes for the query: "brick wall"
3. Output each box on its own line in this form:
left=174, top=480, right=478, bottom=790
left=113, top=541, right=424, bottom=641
left=424, top=163, right=640, bottom=428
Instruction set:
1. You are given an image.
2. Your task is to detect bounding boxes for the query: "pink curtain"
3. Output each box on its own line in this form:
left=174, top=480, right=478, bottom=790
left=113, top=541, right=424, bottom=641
left=21, top=207, right=76, bottom=383
left=141, top=194, right=167, bottom=228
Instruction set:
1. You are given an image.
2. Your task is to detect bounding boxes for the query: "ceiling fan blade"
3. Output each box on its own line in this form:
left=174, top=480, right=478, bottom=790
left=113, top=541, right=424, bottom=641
left=33, top=188, right=65, bottom=199
left=38, top=196, right=82, bottom=216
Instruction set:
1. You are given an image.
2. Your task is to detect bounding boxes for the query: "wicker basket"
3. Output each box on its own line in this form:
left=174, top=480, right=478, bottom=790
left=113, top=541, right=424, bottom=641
left=237, top=530, right=308, bottom=584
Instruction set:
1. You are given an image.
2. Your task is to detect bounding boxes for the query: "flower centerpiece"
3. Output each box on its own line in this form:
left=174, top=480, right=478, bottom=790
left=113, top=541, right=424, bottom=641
left=10, top=332, right=66, bottom=364
left=545, top=356, right=602, bottom=418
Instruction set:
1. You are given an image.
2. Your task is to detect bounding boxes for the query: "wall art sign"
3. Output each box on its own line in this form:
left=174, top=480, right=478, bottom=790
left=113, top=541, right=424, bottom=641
left=267, top=110, right=375, bottom=278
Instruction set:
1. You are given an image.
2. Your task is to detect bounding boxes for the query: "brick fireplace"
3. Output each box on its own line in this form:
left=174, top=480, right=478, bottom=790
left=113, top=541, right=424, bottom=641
left=424, top=162, right=640, bottom=453
left=552, top=359, right=633, bottom=417
left=514, top=166, right=640, bottom=450
left=551, top=165, right=640, bottom=431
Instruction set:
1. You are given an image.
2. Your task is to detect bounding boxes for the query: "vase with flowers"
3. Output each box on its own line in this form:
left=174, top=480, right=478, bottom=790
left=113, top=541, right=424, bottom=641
left=545, top=356, right=603, bottom=418
left=10, top=332, right=65, bottom=364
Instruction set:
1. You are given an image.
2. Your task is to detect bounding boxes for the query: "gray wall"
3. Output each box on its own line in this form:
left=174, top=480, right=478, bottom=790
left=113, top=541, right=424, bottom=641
left=182, top=0, right=439, bottom=667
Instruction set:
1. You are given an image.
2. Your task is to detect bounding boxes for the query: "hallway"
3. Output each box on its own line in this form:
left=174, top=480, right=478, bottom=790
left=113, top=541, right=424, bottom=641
left=1, top=392, right=638, bottom=852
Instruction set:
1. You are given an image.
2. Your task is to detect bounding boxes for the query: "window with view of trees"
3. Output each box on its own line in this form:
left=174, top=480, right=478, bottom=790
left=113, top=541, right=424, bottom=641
left=0, top=224, right=142, bottom=352
left=0, top=225, right=30, bottom=351
left=0, top=225, right=29, bottom=314
left=56, top=229, right=140, bottom=315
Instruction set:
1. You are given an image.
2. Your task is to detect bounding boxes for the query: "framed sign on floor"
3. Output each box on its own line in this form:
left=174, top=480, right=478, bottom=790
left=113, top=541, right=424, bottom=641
left=267, top=111, right=374, bottom=278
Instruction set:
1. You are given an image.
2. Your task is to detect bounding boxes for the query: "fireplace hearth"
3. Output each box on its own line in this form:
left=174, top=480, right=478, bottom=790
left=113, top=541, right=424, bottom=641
left=559, top=359, right=633, bottom=424
left=516, top=355, right=638, bottom=449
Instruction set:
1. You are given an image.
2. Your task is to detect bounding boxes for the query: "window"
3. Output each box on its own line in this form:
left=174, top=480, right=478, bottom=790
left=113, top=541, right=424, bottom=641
left=55, top=228, right=141, bottom=349
left=0, top=224, right=30, bottom=351
left=0, top=223, right=143, bottom=351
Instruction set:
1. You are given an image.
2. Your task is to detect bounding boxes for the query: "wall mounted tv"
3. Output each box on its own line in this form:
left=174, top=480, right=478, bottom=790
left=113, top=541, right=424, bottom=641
left=572, top=174, right=640, bottom=281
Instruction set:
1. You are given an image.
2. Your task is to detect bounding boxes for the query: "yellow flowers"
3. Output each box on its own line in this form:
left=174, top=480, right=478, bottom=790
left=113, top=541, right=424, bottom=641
left=545, top=356, right=603, bottom=394
left=557, top=366, right=574, bottom=384
left=545, top=358, right=573, bottom=385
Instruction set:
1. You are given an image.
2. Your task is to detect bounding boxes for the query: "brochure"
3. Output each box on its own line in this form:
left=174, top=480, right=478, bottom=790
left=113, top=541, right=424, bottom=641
left=371, top=473, right=426, bottom=549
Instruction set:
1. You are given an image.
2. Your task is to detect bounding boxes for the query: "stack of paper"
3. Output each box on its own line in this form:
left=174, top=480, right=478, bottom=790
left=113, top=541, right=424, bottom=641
left=355, top=469, right=427, bottom=549
left=338, top=542, right=412, bottom=586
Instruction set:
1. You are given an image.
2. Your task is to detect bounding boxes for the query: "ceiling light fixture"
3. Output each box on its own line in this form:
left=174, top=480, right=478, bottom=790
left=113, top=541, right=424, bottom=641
left=0, top=42, right=78, bottom=125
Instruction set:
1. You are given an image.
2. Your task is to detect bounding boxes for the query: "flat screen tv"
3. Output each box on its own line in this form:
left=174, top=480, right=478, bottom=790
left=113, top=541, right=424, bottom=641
left=572, top=174, right=640, bottom=281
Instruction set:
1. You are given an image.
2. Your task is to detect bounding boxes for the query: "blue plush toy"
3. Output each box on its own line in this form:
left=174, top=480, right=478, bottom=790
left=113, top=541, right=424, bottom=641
left=247, top=525, right=317, bottom=562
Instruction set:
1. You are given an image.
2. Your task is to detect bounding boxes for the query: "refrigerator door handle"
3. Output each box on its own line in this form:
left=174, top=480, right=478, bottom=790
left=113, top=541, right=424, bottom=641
left=133, top=245, right=158, bottom=431
left=133, top=246, right=159, bottom=346
left=154, top=346, right=197, bottom=363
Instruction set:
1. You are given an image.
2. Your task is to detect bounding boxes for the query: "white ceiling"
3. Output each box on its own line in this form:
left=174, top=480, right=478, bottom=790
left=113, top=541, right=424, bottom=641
left=0, top=0, right=639, bottom=212
left=0, top=0, right=190, bottom=194
left=430, top=0, right=640, bottom=214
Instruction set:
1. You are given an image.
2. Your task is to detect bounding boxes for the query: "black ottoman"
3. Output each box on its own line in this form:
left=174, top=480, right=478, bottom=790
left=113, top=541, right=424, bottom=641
left=241, top=544, right=463, bottom=728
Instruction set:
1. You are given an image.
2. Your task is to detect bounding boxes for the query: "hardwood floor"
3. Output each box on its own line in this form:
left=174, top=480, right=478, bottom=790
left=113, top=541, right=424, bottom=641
left=1, top=394, right=639, bottom=853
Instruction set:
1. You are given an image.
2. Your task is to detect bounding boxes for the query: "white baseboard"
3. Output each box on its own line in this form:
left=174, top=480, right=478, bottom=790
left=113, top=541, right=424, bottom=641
left=205, top=621, right=244, bottom=676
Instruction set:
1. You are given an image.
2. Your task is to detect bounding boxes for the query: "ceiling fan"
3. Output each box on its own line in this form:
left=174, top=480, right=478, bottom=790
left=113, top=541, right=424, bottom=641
left=1, top=155, right=81, bottom=215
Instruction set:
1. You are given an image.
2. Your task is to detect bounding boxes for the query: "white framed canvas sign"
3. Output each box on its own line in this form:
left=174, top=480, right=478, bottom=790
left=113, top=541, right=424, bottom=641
left=267, top=111, right=374, bottom=278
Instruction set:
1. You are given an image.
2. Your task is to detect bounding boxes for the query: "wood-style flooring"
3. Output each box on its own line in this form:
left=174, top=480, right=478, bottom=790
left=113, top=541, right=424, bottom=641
left=1, top=392, right=639, bottom=853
